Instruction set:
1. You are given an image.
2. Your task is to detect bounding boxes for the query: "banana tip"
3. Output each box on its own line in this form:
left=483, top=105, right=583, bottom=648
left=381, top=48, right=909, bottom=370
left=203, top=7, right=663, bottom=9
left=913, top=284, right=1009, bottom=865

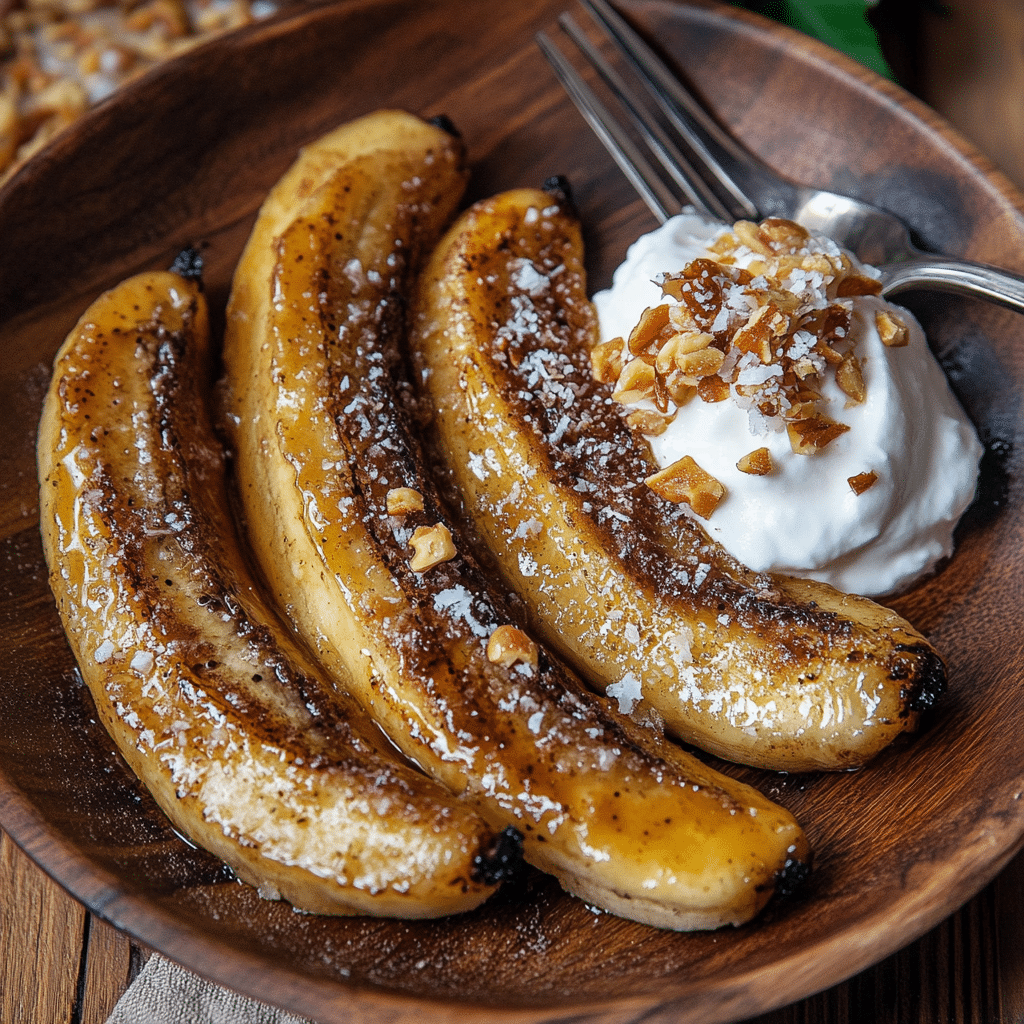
left=472, top=826, right=524, bottom=886
left=428, top=113, right=461, bottom=138
left=773, top=854, right=812, bottom=902
left=169, top=246, right=204, bottom=283
left=898, top=644, right=947, bottom=713
left=542, top=174, right=577, bottom=216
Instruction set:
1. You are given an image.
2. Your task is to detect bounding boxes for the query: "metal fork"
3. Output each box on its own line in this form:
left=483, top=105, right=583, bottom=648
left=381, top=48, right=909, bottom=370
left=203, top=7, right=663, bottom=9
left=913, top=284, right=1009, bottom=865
left=537, top=0, right=1024, bottom=313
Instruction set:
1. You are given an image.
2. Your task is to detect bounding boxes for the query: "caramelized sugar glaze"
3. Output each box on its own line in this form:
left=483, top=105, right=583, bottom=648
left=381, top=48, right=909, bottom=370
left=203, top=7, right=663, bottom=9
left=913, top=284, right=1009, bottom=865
left=411, top=185, right=946, bottom=773
left=38, top=270, right=508, bottom=919
left=221, top=111, right=809, bottom=930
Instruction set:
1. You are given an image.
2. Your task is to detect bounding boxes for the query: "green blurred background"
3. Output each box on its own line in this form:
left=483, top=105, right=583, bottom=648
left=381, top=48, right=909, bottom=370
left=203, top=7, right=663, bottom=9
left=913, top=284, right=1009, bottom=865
left=731, top=1, right=895, bottom=78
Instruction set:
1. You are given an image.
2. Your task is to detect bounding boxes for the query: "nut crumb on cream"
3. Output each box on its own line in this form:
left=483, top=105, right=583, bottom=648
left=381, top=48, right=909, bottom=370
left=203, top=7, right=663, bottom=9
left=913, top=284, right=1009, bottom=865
left=591, top=212, right=984, bottom=595
left=737, top=447, right=772, bottom=476
left=876, top=309, right=909, bottom=347
left=848, top=471, right=878, bottom=495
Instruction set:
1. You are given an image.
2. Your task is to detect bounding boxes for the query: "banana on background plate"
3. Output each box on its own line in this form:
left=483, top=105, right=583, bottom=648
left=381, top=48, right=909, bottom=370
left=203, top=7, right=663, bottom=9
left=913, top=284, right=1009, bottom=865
left=37, top=267, right=517, bottom=919
left=409, top=185, right=946, bottom=773
left=221, top=109, right=811, bottom=930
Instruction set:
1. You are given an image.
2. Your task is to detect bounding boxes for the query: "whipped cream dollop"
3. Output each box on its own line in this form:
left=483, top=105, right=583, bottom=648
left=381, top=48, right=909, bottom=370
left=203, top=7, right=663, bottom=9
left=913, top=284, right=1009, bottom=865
left=592, top=212, right=983, bottom=596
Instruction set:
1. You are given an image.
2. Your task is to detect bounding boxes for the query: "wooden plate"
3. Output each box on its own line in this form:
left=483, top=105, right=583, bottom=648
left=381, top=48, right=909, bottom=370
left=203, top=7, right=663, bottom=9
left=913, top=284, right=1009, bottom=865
left=2, top=1, right=1023, bottom=1021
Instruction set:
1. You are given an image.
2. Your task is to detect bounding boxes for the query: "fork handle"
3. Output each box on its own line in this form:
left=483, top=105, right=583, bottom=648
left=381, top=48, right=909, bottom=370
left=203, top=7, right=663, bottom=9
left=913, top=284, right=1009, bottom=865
left=882, top=256, right=1024, bottom=314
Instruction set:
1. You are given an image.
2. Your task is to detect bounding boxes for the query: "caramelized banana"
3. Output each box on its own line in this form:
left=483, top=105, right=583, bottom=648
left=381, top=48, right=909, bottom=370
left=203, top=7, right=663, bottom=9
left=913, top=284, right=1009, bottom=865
left=38, top=269, right=512, bottom=919
left=222, top=110, right=810, bottom=930
left=409, top=186, right=946, bottom=772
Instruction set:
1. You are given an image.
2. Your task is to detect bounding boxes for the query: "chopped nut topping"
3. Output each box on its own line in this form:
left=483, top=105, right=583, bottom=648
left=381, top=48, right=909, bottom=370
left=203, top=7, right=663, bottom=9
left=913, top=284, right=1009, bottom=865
left=671, top=345, right=725, bottom=383
left=876, top=309, right=909, bottom=347
left=787, top=416, right=850, bottom=455
left=591, top=337, right=625, bottom=383
left=661, top=375, right=696, bottom=408
left=835, top=354, right=866, bottom=404
left=646, top=456, right=725, bottom=519
left=837, top=274, right=883, bottom=297
left=408, top=524, right=456, bottom=573
left=737, top=447, right=773, bottom=475
left=627, top=303, right=672, bottom=354
left=759, top=217, right=810, bottom=249
left=848, top=471, right=878, bottom=495
left=731, top=218, right=774, bottom=256
left=815, top=338, right=845, bottom=366
left=654, top=330, right=713, bottom=375
left=597, top=217, right=912, bottom=469
left=625, top=408, right=675, bottom=436
left=386, top=487, right=424, bottom=516
left=733, top=302, right=791, bottom=364
left=696, top=375, right=730, bottom=403
left=486, top=625, right=539, bottom=670
left=612, top=357, right=656, bottom=404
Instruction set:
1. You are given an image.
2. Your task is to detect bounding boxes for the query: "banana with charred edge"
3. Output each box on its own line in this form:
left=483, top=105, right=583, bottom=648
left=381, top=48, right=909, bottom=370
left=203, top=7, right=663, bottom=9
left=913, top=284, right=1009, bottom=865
left=409, top=185, right=946, bottom=772
left=38, top=268, right=514, bottom=918
left=222, top=110, right=810, bottom=930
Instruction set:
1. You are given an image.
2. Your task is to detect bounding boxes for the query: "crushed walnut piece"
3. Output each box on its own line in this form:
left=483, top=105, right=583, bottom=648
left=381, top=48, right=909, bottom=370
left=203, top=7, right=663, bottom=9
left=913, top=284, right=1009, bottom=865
left=1, top=0, right=283, bottom=183
left=787, top=416, right=850, bottom=455
left=596, top=217, right=912, bottom=462
left=625, top=408, right=674, bottom=436
left=408, top=524, right=456, bottom=573
left=876, top=309, right=909, bottom=347
left=486, top=625, right=539, bottom=670
left=848, top=471, right=878, bottom=495
left=386, top=486, right=424, bottom=516
left=836, top=354, right=866, bottom=404
left=737, top=447, right=772, bottom=476
left=645, top=455, right=724, bottom=519
left=590, top=337, right=624, bottom=383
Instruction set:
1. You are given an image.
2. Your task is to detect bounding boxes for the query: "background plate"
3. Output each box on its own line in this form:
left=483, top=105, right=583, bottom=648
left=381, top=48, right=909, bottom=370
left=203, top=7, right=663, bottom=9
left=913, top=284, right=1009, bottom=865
left=1, top=1, right=1023, bottom=1022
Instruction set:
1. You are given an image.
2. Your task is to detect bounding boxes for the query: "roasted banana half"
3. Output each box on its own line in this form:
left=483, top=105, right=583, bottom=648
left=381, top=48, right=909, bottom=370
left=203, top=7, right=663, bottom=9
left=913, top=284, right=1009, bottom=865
left=222, top=110, right=810, bottom=930
left=38, top=267, right=515, bottom=919
left=409, top=186, right=947, bottom=773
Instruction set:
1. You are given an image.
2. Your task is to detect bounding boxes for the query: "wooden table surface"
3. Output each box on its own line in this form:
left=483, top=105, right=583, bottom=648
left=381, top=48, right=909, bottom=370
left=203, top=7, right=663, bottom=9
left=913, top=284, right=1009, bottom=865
left=4, top=1, right=1024, bottom=1021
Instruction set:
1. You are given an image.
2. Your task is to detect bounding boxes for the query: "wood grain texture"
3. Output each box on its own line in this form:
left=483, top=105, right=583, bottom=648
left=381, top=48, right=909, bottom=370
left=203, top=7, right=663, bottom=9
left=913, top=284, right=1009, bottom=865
left=0, top=831, right=143, bottom=1024
left=2, top=1, right=1024, bottom=1022
left=0, top=831, right=84, bottom=1023
left=77, top=913, right=145, bottom=1024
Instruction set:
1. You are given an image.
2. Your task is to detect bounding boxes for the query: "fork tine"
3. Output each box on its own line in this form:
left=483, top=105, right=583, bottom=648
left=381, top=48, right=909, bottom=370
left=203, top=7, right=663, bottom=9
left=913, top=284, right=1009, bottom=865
left=536, top=30, right=679, bottom=222
left=581, top=0, right=760, bottom=221
left=555, top=13, right=735, bottom=222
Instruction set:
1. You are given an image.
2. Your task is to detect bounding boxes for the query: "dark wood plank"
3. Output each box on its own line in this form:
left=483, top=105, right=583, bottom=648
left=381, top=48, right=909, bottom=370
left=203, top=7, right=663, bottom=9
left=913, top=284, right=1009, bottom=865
left=0, top=830, right=85, bottom=1024
left=994, top=847, right=1024, bottom=1021
left=77, top=915, right=143, bottom=1024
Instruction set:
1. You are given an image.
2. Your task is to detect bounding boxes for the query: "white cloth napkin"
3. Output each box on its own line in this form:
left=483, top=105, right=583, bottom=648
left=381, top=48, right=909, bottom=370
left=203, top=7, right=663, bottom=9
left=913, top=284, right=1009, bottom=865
left=105, top=954, right=319, bottom=1024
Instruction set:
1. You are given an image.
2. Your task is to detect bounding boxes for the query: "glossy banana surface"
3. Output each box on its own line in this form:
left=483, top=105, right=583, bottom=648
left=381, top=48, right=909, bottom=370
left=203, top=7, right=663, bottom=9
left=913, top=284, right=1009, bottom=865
left=409, top=186, right=946, bottom=772
left=38, top=269, right=510, bottom=919
left=222, top=111, right=810, bottom=930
